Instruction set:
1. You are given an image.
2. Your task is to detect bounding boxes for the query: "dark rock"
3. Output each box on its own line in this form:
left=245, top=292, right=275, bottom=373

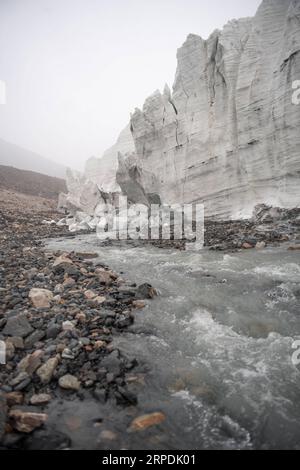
left=101, top=350, right=122, bottom=375
left=115, top=387, right=138, bottom=406
left=115, top=315, right=133, bottom=329
left=46, top=323, right=61, bottom=339
left=24, top=429, right=71, bottom=450
left=135, top=283, right=157, bottom=300
left=24, top=330, right=46, bottom=348
left=3, top=314, right=33, bottom=338
left=93, top=388, right=107, bottom=404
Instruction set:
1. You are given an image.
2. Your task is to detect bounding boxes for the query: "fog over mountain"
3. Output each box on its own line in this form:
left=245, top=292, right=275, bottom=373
left=0, top=138, right=66, bottom=179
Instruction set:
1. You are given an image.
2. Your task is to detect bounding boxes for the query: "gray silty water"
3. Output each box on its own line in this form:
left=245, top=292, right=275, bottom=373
left=45, top=234, right=300, bottom=450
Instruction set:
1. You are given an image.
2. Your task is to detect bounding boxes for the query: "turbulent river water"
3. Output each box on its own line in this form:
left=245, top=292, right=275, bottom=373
left=45, top=235, right=300, bottom=450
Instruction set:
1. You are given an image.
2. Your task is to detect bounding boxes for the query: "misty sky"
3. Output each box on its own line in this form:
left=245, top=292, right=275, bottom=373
left=0, top=0, right=261, bottom=170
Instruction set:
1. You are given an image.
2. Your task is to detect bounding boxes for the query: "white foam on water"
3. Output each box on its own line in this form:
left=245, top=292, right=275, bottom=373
left=253, top=263, right=300, bottom=281
left=182, top=308, right=300, bottom=422
left=172, top=389, right=252, bottom=449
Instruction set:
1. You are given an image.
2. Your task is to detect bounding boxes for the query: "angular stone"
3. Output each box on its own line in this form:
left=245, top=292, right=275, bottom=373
left=3, top=314, right=33, bottom=338
left=30, top=394, right=52, bottom=406
left=6, top=336, right=24, bottom=350
left=36, top=356, right=59, bottom=384
left=135, top=283, right=157, bottom=299
left=129, top=412, right=166, bottom=432
left=132, top=300, right=146, bottom=309
left=17, top=350, right=44, bottom=375
left=58, top=374, right=81, bottom=391
left=29, top=288, right=53, bottom=308
left=62, top=321, right=76, bottom=331
left=9, top=409, right=48, bottom=433
left=25, top=330, right=46, bottom=348
left=5, top=391, right=24, bottom=407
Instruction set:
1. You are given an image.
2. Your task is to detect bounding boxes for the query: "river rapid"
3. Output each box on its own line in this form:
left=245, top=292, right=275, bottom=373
left=45, top=234, right=300, bottom=450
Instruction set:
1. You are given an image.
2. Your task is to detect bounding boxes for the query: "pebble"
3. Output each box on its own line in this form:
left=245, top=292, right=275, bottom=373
left=9, top=409, right=48, bottom=433
left=17, top=350, right=44, bottom=375
left=58, top=374, right=81, bottom=391
left=62, top=321, right=76, bottom=331
left=29, top=288, right=53, bottom=308
left=61, top=348, right=75, bottom=360
left=36, top=356, right=59, bottom=384
left=84, top=290, right=97, bottom=300
left=129, top=412, right=166, bottom=432
left=30, top=394, right=52, bottom=406
left=132, top=300, right=146, bottom=309
left=5, top=391, right=24, bottom=407
left=3, top=313, right=33, bottom=338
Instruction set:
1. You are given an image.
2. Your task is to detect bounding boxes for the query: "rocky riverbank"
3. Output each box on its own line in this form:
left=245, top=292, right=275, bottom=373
left=96, top=204, right=300, bottom=252
left=1, top=194, right=299, bottom=449
left=0, top=196, right=158, bottom=449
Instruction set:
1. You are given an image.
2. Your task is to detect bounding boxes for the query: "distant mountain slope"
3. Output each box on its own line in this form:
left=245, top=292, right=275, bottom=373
left=0, top=138, right=66, bottom=179
left=0, top=165, right=66, bottom=200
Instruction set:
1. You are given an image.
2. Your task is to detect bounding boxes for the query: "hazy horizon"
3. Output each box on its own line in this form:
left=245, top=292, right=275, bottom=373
left=0, top=0, right=261, bottom=171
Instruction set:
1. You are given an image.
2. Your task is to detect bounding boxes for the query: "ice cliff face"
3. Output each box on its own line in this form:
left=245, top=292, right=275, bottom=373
left=128, top=0, right=300, bottom=218
left=62, top=0, right=300, bottom=223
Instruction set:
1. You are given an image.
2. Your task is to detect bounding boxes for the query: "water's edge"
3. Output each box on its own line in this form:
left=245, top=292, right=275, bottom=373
left=44, top=234, right=300, bottom=450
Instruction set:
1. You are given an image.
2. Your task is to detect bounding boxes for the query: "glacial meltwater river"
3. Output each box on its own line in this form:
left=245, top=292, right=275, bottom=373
left=45, top=235, right=300, bottom=450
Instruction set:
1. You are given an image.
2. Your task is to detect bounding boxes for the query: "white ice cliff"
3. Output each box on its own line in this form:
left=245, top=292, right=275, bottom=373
left=61, top=0, right=300, bottom=224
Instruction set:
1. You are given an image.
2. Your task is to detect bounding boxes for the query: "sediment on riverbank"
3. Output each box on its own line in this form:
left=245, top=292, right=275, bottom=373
left=0, top=196, right=157, bottom=449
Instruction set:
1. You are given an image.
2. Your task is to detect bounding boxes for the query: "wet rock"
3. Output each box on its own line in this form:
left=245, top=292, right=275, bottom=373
left=76, top=252, right=99, bottom=259
left=3, top=313, right=33, bottom=338
left=98, top=430, right=117, bottom=441
left=115, top=387, right=137, bottom=406
left=115, top=314, right=133, bottom=329
left=23, top=429, right=71, bottom=450
left=93, top=388, right=107, bottom=404
left=101, top=350, right=121, bottom=375
left=9, top=409, right=48, bottom=433
left=36, top=356, right=59, bottom=384
left=5, top=391, right=24, bottom=407
left=256, top=241, right=266, bottom=250
left=288, top=245, right=300, bottom=251
left=58, top=374, right=81, bottom=391
left=129, top=412, right=166, bottom=432
left=30, top=394, right=52, bottom=406
left=135, top=283, right=157, bottom=299
left=132, top=300, right=146, bottom=309
left=95, top=268, right=114, bottom=285
left=29, top=288, right=53, bottom=308
left=242, top=242, right=254, bottom=249
left=84, top=290, right=97, bottom=300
